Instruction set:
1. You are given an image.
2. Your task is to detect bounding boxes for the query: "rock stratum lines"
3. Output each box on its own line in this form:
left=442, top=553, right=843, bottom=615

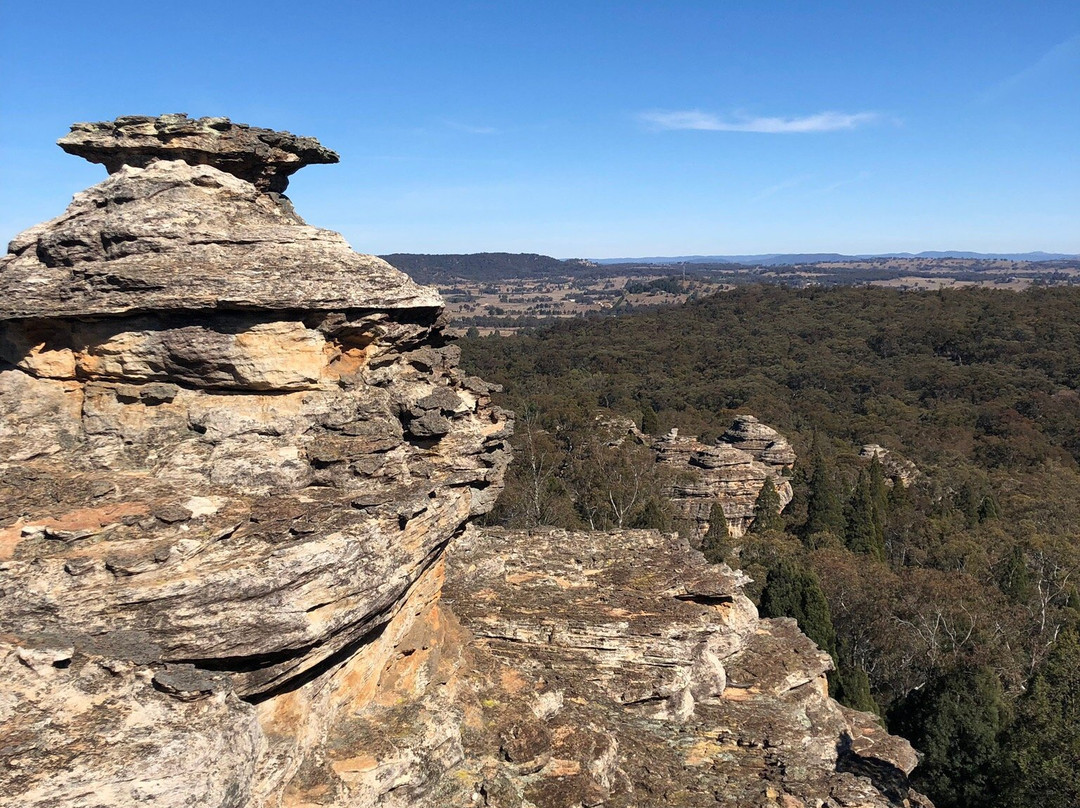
left=0, top=115, right=927, bottom=808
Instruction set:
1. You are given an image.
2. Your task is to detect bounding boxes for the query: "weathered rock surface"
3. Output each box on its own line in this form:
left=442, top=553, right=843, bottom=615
left=1, top=640, right=260, bottom=807
left=586, top=414, right=795, bottom=539
left=658, top=421, right=794, bottom=539
left=59, top=113, right=338, bottom=192
left=2, top=117, right=437, bottom=320
left=438, top=527, right=927, bottom=807
left=217, top=527, right=927, bottom=807
left=0, top=116, right=510, bottom=806
left=0, top=117, right=927, bottom=808
left=861, top=444, right=919, bottom=487
left=722, top=415, right=797, bottom=468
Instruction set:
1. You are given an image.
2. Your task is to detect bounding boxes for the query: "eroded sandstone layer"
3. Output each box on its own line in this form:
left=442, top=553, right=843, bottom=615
left=0, top=116, right=510, bottom=806
left=0, top=116, right=926, bottom=808
left=440, top=527, right=929, bottom=808
left=659, top=416, right=796, bottom=539
left=217, top=526, right=929, bottom=807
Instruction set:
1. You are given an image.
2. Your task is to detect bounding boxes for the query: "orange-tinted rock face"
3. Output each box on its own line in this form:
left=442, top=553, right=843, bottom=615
left=0, top=116, right=928, bottom=808
left=0, top=116, right=511, bottom=808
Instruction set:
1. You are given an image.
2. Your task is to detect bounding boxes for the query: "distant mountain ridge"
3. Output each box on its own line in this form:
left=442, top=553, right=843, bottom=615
left=380, top=252, right=593, bottom=283
left=594, top=251, right=1079, bottom=265
left=380, top=250, right=1080, bottom=284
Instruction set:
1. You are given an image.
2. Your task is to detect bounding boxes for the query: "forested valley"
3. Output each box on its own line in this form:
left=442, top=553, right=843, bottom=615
left=459, top=284, right=1080, bottom=808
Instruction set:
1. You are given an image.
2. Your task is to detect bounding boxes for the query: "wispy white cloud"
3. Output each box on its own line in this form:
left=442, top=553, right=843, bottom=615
left=639, top=109, right=880, bottom=133
left=820, top=170, right=871, bottom=194
left=981, top=33, right=1080, bottom=101
left=752, top=174, right=814, bottom=202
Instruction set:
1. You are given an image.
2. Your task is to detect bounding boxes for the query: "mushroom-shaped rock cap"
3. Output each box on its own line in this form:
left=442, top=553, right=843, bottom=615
left=59, top=113, right=339, bottom=193
left=1, top=118, right=440, bottom=320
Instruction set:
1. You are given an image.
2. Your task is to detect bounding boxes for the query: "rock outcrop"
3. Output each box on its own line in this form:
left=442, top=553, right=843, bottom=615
left=0, top=115, right=510, bottom=806
left=861, top=444, right=919, bottom=487
left=438, top=527, right=928, bottom=808
left=0, top=116, right=926, bottom=808
left=202, top=526, right=929, bottom=807
left=659, top=418, right=795, bottom=539
left=586, top=414, right=796, bottom=539
left=58, top=113, right=339, bottom=193
left=722, top=415, right=797, bottom=468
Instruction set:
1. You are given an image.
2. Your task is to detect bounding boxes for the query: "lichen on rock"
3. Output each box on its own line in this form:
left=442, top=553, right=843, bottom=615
left=0, top=115, right=510, bottom=806
left=0, top=116, right=928, bottom=808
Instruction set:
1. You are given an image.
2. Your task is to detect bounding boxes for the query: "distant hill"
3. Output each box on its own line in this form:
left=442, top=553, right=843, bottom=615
left=380, top=250, right=1080, bottom=287
left=380, top=252, right=595, bottom=283
left=879, top=251, right=1079, bottom=261
left=594, top=251, right=1080, bottom=265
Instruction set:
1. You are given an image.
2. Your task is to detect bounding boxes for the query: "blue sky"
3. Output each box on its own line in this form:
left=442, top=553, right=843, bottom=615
left=1, top=1, right=1077, bottom=258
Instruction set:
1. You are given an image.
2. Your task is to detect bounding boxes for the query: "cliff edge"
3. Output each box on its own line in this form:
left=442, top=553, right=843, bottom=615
left=0, top=116, right=927, bottom=808
left=0, top=115, right=510, bottom=806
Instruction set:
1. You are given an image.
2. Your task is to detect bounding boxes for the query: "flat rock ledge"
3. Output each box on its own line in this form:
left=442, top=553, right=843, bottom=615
left=59, top=113, right=339, bottom=192
left=0, top=117, right=928, bottom=808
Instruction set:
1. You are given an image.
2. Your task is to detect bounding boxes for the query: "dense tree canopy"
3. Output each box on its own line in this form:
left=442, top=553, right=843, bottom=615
left=460, top=285, right=1080, bottom=808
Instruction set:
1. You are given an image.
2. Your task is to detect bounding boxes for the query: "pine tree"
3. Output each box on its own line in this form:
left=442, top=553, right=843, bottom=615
left=887, top=472, right=909, bottom=515
left=889, top=665, right=1009, bottom=808
left=835, top=664, right=879, bottom=715
left=957, top=480, right=981, bottom=529
left=749, top=476, right=783, bottom=534
left=844, top=470, right=884, bottom=559
left=804, top=450, right=844, bottom=537
left=629, top=497, right=670, bottom=531
left=640, top=404, right=659, bottom=435
left=701, top=502, right=730, bottom=564
left=998, top=545, right=1033, bottom=604
left=759, top=558, right=837, bottom=661
left=1000, top=627, right=1080, bottom=808
left=868, top=454, right=889, bottom=537
left=978, top=492, right=1000, bottom=522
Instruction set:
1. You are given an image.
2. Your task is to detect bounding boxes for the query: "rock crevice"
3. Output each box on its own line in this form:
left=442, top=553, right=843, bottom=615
left=0, top=116, right=509, bottom=806
left=0, top=116, right=926, bottom=808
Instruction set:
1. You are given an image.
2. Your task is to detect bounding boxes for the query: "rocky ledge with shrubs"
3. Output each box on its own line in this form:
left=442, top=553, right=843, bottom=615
left=0, top=115, right=928, bottom=808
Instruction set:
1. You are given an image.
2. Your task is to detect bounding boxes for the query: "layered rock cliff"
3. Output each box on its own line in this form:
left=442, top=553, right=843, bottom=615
left=658, top=416, right=795, bottom=539
left=0, top=115, right=510, bottom=806
left=0, top=116, right=926, bottom=808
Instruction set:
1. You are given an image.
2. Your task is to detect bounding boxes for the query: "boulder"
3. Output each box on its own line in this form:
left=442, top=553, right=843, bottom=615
left=0, top=115, right=511, bottom=805
left=0, top=116, right=927, bottom=808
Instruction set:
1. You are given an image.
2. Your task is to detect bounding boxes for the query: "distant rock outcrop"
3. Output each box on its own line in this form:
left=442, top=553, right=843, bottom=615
left=658, top=416, right=795, bottom=539
left=722, top=414, right=798, bottom=468
left=861, top=443, right=920, bottom=487
left=588, top=413, right=795, bottom=538
left=0, top=116, right=926, bottom=808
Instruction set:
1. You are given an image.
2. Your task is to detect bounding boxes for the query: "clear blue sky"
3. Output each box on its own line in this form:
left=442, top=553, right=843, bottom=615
left=2, top=1, right=1077, bottom=258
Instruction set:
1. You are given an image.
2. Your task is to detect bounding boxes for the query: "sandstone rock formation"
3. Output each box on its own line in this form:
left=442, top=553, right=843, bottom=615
left=659, top=417, right=795, bottom=539
left=722, top=415, right=797, bottom=468
left=439, top=527, right=929, bottom=808
left=589, top=413, right=795, bottom=539
left=861, top=444, right=920, bottom=487
left=0, top=116, right=926, bottom=808
left=196, top=525, right=929, bottom=808
left=59, top=113, right=338, bottom=193
left=0, top=115, right=510, bottom=806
